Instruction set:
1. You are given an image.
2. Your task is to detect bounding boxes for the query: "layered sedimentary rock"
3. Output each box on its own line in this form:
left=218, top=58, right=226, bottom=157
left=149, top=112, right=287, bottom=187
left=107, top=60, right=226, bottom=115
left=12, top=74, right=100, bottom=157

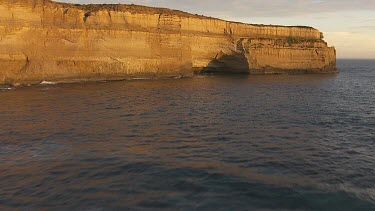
left=0, top=0, right=337, bottom=85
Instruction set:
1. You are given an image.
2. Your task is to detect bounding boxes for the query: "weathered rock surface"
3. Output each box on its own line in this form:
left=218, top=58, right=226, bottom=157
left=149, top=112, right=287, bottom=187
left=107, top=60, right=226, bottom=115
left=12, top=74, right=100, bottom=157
left=0, top=0, right=337, bottom=85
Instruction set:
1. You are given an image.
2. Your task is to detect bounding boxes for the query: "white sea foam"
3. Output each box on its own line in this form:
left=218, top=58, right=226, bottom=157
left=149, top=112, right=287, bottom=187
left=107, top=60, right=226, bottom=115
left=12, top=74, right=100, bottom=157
left=336, top=184, right=375, bottom=204
left=132, top=78, right=152, bottom=80
left=0, top=87, right=13, bottom=90
left=40, top=81, right=57, bottom=85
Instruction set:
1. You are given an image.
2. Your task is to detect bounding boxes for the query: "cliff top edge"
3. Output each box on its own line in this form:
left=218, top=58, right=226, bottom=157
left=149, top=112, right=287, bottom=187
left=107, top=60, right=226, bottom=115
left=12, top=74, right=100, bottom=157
left=3, top=0, right=318, bottom=30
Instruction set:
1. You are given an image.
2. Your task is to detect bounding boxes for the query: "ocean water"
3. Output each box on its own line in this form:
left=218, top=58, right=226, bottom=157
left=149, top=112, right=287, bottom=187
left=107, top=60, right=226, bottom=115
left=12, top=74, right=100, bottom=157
left=0, top=60, right=374, bottom=210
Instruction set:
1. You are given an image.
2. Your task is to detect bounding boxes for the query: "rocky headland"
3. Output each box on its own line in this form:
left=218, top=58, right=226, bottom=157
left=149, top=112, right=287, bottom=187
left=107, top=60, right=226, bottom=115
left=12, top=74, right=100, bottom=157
left=0, top=0, right=337, bottom=85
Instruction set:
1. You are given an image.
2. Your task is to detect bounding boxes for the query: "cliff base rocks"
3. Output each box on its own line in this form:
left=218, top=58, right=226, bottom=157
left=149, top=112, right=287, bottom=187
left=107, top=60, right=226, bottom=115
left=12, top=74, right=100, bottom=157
left=0, top=0, right=337, bottom=85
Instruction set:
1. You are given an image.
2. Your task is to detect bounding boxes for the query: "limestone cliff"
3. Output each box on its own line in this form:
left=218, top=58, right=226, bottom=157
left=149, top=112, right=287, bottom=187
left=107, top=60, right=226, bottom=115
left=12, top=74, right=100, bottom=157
left=0, top=0, right=337, bottom=85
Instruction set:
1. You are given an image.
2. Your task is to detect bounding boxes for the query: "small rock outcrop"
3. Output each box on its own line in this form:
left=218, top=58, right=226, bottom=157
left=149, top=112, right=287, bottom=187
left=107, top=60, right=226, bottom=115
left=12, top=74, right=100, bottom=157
left=0, top=0, right=337, bottom=85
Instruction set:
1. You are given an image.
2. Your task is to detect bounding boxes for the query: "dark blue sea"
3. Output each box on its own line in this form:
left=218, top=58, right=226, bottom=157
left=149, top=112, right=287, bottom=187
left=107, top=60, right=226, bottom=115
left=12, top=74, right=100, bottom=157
left=1, top=60, right=374, bottom=210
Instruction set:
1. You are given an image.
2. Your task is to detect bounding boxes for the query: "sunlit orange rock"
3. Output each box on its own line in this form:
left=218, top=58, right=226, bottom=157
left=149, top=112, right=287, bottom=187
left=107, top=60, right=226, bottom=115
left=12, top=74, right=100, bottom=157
left=0, top=0, right=337, bottom=85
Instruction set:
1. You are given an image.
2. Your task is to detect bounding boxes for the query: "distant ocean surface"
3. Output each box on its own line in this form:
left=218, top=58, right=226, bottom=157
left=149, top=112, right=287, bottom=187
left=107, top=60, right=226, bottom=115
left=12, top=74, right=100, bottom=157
left=1, top=59, right=374, bottom=210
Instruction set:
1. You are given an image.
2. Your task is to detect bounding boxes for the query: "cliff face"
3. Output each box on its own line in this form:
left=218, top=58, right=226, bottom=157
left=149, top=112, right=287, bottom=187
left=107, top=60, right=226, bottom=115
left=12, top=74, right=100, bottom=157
left=0, top=0, right=337, bottom=85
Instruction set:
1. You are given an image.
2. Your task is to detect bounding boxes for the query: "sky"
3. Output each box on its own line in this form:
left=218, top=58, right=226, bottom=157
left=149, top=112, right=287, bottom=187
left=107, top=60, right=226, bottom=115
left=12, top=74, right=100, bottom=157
left=56, top=0, right=375, bottom=59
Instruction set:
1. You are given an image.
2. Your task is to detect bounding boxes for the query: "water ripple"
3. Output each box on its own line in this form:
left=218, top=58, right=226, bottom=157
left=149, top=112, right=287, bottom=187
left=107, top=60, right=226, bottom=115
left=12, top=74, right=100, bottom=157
left=1, top=60, right=375, bottom=210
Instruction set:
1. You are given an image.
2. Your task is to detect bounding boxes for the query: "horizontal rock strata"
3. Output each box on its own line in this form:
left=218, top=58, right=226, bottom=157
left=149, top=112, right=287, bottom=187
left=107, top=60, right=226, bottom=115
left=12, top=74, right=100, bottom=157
left=0, top=0, right=337, bottom=85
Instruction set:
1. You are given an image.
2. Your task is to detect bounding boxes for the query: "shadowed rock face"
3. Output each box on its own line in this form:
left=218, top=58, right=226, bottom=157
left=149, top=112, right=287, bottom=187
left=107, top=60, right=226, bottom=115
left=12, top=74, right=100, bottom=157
left=0, top=0, right=337, bottom=85
left=202, top=53, right=250, bottom=74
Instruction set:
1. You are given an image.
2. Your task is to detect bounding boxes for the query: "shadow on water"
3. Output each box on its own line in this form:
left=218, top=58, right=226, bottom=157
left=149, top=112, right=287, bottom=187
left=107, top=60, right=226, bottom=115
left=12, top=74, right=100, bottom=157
left=201, top=52, right=250, bottom=75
